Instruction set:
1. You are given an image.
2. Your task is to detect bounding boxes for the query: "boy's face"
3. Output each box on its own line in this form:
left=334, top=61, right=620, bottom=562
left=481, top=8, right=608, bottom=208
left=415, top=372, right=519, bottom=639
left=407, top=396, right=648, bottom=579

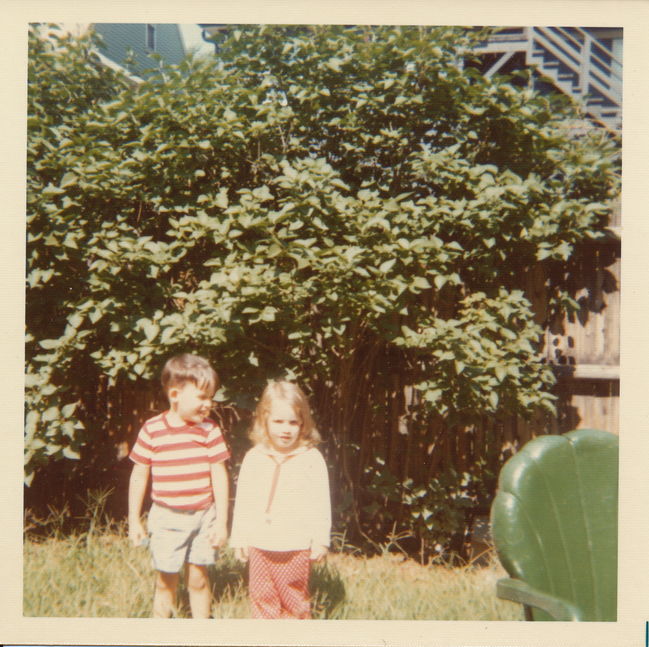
left=266, top=399, right=302, bottom=454
left=168, top=382, right=213, bottom=425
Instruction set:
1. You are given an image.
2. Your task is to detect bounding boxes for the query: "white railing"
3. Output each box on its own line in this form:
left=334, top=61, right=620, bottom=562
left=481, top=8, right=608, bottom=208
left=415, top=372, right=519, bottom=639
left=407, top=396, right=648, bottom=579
left=529, top=27, right=621, bottom=111
left=476, top=27, right=622, bottom=130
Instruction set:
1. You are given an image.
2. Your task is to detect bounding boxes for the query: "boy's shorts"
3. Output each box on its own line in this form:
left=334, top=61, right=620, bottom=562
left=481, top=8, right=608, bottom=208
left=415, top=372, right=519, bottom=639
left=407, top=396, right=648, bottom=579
left=147, top=503, right=217, bottom=573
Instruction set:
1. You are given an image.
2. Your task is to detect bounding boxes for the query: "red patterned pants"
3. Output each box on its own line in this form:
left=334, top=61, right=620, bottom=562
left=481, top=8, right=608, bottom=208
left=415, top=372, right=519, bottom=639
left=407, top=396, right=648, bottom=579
left=248, top=547, right=311, bottom=619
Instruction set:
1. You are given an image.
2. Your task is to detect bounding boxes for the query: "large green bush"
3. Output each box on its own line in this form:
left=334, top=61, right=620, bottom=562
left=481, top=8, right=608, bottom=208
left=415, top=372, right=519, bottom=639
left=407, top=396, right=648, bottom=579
left=26, top=24, right=619, bottom=554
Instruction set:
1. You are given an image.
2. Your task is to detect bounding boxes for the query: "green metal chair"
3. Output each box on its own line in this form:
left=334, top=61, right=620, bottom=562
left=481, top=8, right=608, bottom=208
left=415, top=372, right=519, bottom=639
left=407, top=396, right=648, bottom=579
left=490, top=429, right=618, bottom=621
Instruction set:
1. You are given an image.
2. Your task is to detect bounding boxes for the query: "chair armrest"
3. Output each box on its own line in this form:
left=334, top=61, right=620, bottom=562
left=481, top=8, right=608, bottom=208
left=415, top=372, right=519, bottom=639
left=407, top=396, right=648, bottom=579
left=496, top=578, right=584, bottom=621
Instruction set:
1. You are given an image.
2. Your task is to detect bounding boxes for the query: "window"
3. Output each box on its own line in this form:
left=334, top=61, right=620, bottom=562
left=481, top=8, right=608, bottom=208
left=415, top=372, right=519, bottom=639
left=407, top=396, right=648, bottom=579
left=146, top=24, right=156, bottom=50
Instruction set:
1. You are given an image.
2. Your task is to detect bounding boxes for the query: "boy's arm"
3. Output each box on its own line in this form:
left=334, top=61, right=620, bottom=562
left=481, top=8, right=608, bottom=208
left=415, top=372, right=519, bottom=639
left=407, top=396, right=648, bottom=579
left=209, top=461, right=229, bottom=548
left=128, top=462, right=150, bottom=546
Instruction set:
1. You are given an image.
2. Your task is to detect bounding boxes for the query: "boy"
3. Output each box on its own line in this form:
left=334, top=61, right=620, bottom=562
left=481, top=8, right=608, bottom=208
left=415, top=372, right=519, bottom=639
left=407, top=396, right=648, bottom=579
left=128, top=353, right=230, bottom=618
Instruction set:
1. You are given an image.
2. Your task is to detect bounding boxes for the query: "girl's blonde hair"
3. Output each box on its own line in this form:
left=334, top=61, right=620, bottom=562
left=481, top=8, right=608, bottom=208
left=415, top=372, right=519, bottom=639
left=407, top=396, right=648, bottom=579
left=250, top=380, right=321, bottom=449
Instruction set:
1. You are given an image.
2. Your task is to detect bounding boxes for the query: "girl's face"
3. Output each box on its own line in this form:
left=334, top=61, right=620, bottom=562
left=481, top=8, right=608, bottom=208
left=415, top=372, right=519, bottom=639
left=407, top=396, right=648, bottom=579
left=266, top=399, right=301, bottom=453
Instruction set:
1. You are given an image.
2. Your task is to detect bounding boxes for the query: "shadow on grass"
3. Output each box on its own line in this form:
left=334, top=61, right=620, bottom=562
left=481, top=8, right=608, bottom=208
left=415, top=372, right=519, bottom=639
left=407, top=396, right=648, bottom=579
left=209, top=554, right=248, bottom=602
left=310, top=561, right=346, bottom=619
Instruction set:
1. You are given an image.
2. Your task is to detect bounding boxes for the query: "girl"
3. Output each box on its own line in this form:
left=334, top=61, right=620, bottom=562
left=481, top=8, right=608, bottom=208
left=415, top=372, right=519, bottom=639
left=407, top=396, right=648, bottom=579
left=230, top=380, right=331, bottom=619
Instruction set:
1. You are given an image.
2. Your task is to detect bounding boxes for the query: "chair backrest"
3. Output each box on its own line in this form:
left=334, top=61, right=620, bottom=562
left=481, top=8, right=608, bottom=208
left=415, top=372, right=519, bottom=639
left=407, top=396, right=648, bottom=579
left=490, top=429, right=618, bottom=621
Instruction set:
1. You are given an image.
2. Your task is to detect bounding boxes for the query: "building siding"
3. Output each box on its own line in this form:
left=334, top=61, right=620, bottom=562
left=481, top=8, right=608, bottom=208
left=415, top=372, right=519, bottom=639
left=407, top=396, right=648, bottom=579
left=94, top=23, right=186, bottom=76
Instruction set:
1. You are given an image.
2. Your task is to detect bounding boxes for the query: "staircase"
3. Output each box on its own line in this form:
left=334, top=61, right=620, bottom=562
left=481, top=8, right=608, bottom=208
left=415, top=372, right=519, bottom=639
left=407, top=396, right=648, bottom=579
left=478, top=27, right=622, bottom=132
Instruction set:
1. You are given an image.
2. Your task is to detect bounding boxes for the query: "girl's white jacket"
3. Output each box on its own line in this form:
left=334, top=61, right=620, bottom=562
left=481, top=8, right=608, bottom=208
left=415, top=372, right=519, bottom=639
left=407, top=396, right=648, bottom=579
left=229, top=443, right=331, bottom=552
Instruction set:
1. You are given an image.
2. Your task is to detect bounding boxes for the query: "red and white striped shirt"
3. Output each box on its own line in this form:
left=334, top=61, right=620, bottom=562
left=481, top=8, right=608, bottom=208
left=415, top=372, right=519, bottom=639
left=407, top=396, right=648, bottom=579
left=130, top=412, right=230, bottom=510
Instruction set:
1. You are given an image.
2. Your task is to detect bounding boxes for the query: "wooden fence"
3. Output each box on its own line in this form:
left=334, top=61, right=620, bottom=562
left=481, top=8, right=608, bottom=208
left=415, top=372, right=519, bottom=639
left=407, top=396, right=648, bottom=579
left=543, top=197, right=620, bottom=436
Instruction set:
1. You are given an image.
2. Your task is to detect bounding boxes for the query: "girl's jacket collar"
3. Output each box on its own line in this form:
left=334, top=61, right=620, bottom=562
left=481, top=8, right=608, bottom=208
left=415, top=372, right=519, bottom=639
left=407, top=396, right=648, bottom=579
left=256, top=443, right=310, bottom=461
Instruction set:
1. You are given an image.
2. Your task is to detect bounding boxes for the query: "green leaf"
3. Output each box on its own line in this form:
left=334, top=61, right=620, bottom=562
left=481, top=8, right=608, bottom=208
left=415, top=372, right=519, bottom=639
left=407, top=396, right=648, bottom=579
left=59, top=172, right=78, bottom=188
left=143, top=321, right=159, bottom=342
left=61, top=403, right=77, bottom=417
left=160, top=326, right=177, bottom=344
left=215, top=187, right=229, bottom=209
left=379, top=259, right=396, bottom=274
left=67, top=312, right=83, bottom=329
left=42, top=406, right=59, bottom=423
left=42, top=183, right=65, bottom=196
left=63, top=446, right=80, bottom=460
left=412, top=276, right=431, bottom=290
left=434, top=275, right=448, bottom=290
left=326, top=57, right=343, bottom=72
left=39, top=338, right=60, bottom=350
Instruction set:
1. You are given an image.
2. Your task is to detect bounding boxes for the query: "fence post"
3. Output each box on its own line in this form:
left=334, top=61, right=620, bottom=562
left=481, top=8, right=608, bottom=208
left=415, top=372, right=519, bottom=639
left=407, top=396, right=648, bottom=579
left=580, top=31, right=593, bottom=97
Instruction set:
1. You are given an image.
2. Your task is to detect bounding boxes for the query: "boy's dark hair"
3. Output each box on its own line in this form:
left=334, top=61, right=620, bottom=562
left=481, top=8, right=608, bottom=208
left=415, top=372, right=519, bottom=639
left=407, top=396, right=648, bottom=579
left=161, top=353, right=219, bottom=398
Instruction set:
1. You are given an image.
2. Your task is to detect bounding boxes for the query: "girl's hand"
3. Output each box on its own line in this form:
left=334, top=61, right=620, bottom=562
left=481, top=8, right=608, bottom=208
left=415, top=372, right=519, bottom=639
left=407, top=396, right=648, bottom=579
left=310, top=545, right=328, bottom=563
left=234, top=547, right=249, bottom=562
left=128, top=520, right=147, bottom=547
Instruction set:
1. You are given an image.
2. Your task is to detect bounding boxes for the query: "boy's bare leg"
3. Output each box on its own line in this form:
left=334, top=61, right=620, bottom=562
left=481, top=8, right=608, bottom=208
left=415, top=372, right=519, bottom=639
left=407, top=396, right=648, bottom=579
left=186, top=563, right=211, bottom=618
left=153, top=571, right=179, bottom=618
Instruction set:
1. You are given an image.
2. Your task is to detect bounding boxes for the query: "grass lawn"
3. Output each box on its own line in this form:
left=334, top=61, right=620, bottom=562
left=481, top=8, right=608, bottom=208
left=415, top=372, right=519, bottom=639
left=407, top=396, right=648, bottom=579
left=24, top=528, right=523, bottom=620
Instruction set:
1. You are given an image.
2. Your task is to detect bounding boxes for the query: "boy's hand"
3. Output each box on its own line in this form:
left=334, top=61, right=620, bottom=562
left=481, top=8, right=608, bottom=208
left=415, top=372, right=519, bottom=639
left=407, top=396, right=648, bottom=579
left=310, top=545, right=328, bottom=563
left=234, top=547, right=249, bottom=562
left=128, top=519, right=147, bottom=547
left=209, top=521, right=228, bottom=549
